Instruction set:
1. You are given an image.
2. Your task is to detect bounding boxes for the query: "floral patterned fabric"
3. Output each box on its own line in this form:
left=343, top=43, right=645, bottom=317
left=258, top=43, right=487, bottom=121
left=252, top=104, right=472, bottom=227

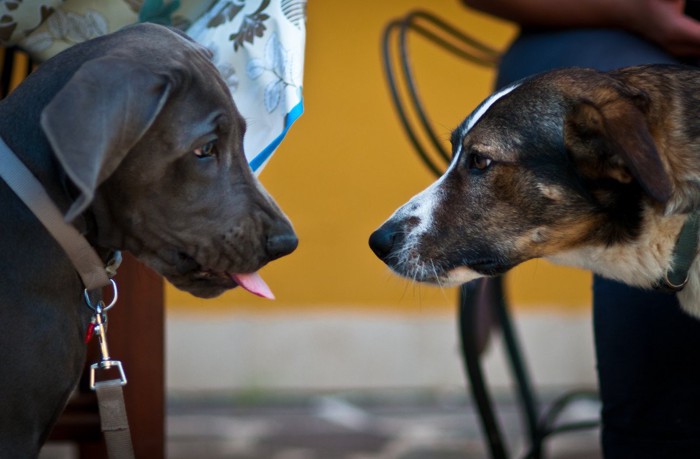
left=0, top=0, right=62, bottom=47
left=187, top=0, right=306, bottom=172
left=4, top=1, right=210, bottom=60
left=0, top=0, right=306, bottom=172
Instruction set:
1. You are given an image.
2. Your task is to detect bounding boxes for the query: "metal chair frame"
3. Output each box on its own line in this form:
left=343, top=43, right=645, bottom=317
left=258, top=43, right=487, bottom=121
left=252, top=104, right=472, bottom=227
left=381, top=10, right=599, bottom=459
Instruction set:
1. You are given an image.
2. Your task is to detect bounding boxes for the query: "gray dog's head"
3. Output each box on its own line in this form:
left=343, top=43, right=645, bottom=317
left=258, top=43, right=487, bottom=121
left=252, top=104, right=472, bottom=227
left=38, top=23, right=297, bottom=298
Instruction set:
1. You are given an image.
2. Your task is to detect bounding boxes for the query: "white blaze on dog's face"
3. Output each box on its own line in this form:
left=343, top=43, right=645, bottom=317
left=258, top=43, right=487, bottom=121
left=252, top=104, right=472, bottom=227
left=376, top=84, right=522, bottom=285
left=370, top=68, right=674, bottom=286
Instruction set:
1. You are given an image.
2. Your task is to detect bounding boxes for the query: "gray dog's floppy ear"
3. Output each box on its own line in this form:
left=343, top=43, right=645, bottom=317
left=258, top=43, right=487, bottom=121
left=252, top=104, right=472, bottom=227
left=565, top=97, right=673, bottom=205
left=41, top=57, right=171, bottom=222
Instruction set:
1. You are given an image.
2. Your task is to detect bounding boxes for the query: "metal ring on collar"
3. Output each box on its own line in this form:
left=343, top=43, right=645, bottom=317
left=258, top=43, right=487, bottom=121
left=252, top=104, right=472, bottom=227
left=663, top=272, right=689, bottom=292
left=83, top=279, right=118, bottom=312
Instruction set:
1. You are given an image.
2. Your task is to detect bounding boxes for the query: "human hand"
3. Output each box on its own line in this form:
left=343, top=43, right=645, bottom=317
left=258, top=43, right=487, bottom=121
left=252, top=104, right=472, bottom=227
left=463, top=0, right=700, bottom=58
left=625, top=0, right=700, bottom=57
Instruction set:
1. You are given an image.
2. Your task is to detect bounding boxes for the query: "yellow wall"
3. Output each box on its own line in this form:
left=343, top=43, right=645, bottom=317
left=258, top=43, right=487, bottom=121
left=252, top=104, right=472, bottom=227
left=167, top=0, right=592, bottom=314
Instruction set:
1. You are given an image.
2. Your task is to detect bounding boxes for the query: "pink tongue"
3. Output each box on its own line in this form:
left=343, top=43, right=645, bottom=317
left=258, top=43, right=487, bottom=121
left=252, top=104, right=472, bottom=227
left=230, top=272, right=275, bottom=300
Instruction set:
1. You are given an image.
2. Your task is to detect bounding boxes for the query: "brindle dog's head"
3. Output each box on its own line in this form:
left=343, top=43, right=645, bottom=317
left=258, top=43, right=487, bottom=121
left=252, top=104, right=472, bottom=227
left=370, top=67, right=674, bottom=286
left=39, top=24, right=297, bottom=298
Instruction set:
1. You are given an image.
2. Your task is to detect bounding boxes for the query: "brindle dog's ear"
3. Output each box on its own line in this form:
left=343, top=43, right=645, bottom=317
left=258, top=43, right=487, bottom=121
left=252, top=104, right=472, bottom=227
left=564, top=96, right=673, bottom=205
left=41, top=57, right=171, bottom=222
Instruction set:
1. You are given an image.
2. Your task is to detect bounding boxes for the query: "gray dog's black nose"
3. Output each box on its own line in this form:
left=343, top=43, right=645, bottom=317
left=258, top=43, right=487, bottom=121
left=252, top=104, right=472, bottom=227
left=369, top=223, right=402, bottom=261
left=266, top=226, right=298, bottom=261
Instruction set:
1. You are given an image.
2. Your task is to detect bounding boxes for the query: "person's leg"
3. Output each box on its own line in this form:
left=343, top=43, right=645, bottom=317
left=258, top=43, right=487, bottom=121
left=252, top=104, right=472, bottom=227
left=593, top=278, right=700, bottom=458
left=496, top=28, right=700, bottom=458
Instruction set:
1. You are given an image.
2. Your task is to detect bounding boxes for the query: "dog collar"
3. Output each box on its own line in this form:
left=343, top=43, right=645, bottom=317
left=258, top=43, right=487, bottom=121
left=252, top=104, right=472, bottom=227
left=654, top=212, right=700, bottom=293
left=0, top=135, right=114, bottom=291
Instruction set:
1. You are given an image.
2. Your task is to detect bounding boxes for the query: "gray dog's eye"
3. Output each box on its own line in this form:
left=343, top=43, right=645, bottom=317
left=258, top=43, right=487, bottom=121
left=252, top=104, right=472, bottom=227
left=468, top=153, right=493, bottom=172
left=193, top=141, right=217, bottom=158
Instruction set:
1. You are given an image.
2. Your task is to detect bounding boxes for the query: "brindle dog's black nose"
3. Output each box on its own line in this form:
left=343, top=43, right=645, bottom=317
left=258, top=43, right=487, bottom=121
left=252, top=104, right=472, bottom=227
left=369, top=222, right=402, bottom=261
left=266, top=223, right=298, bottom=261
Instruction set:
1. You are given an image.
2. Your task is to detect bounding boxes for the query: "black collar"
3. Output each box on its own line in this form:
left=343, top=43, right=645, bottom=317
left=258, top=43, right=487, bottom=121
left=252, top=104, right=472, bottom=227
left=654, top=212, right=700, bottom=293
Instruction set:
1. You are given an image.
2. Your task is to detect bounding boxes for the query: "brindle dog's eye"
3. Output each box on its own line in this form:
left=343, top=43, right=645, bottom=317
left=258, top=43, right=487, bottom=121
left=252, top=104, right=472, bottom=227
left=193, top=141, right=216, bottom=158
left=468, top=153, right=493, bottom=171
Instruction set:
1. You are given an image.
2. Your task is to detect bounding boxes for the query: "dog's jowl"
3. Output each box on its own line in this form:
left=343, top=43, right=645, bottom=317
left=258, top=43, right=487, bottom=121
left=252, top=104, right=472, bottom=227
left=0, top=24, right=296, bottom=456
left=371, top=64, right=700, bottom=318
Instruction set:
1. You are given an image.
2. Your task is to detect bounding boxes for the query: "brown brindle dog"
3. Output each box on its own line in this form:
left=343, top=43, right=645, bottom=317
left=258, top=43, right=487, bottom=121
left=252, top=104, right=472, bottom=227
left=370, top=64, right=700, bottom=317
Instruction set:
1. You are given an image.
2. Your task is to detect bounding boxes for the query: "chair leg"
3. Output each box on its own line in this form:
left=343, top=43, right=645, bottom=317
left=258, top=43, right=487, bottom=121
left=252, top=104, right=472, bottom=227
left=493, top=278, right=543, bottom=458
left=459, top=277, right=548, bottom=459
left=459, top=281, right=509, bottom=459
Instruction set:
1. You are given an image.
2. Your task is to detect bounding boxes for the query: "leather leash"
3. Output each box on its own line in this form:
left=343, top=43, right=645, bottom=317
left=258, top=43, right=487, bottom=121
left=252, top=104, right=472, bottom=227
left=0, top=137, right=110, bottom=290
left=0, top=136, right=135, bottom=459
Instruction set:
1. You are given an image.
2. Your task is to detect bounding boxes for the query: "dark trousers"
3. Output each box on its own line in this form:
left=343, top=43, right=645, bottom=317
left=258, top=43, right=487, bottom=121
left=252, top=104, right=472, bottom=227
left=496, top=29, right=700, bottom=458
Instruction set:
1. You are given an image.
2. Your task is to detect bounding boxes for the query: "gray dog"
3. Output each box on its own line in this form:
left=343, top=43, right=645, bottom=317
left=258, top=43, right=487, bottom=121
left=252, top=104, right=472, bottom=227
left=0, top=23, right=297, bottom=456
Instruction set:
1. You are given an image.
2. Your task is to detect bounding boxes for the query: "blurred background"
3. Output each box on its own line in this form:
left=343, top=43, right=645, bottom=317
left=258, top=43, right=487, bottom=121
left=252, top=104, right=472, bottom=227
left=163, top=1, right=600, bottom=457
left=167, top=0, right=594, bottom=398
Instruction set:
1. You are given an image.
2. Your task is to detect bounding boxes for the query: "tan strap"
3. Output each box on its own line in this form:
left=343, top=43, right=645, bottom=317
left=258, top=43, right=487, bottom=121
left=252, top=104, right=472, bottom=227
left=0, top=136, right=110, bottom=290
left=0, top=136, right=133, bottom=457
left=95, top=381, right=136, bottom=459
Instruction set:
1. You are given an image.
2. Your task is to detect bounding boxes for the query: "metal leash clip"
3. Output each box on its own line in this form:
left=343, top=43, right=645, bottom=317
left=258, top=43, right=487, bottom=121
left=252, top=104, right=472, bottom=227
left=85, top=279, right=127, bottom=389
